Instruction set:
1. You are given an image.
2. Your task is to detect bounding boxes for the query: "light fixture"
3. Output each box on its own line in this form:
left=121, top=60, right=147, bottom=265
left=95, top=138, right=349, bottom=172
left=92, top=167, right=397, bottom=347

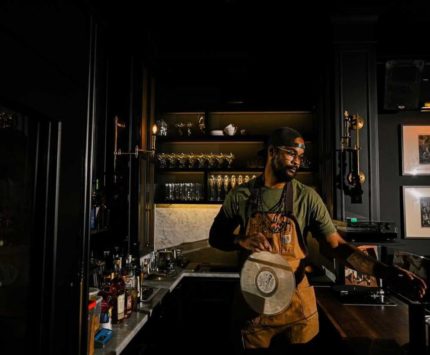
left=340, top=110, right=366, bottom=187
left=114, top=116, right=157, bottom=158
left=151, top=123, right=158, bottom=150
left=421, top=102, right=430, bottom=113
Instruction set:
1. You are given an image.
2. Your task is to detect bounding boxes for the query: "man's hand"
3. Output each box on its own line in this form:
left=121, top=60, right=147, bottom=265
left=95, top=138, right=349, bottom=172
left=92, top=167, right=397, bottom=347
left=382, top=265, right=427, bottom=301
left=237, top=232, right=273, bottom=253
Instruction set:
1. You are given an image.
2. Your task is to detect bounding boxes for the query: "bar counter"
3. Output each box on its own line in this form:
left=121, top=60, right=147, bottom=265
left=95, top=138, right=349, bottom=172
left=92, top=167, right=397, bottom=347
left=316, top=287, right=409, bottom=355
left=95, top=270, right=412, bottom=355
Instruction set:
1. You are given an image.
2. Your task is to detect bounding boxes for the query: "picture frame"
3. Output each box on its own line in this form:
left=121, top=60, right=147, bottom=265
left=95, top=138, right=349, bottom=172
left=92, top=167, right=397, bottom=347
left=344, top=245, right=381, bottom=287
left=402, top=186, right=430, bottom=239
left=401, top=124, right=430, bottom=175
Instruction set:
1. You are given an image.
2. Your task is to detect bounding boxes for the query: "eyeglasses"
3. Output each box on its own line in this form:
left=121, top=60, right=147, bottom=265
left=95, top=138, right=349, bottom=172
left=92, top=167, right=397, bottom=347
left=277, top=146, right=305, bottom=163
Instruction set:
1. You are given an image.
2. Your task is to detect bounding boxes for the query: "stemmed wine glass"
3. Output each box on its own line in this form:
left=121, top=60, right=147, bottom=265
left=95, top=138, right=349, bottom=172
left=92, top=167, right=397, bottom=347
left=225, top=152, right=235, bottom=169
left=215, top=153, right=226, bottom=169
left=174, top=122, right=185, bottom=136
left=167, top=153, right=178, bottom=169
left=197, top=153, right=207, bottom=169
left=186, top=122, right=193, bottom=136
left=177, top=153, right=187, bottom=169
left=207, top=153, right=217, bottom=169
left=156, top=153, right=167, bottom=168
left=208, top=175, right=216, bottom=201
left=188, top=153, right=198, bottom=169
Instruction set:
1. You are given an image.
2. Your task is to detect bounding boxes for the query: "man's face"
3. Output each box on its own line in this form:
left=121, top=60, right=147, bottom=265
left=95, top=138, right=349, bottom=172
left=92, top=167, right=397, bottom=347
left=270, top=137, right=305, bottom=182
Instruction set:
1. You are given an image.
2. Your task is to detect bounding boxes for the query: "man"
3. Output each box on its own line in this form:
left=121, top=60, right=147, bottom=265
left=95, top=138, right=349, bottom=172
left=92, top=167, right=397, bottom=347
left=209, top=127, right=427, bottom=352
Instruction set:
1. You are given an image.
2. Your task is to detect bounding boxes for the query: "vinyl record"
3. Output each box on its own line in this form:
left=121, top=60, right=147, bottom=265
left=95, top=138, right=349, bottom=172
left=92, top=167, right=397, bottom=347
left=240, top=251, right=295, bottom=315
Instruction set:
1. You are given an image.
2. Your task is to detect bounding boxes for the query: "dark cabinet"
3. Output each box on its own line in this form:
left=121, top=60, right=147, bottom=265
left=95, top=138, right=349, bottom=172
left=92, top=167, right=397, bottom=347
left=179, top=277, right=239, bottom=354
left=0, top=3, right=94, bottom=354
left=121, top=284, right=184, bottom=355
left=121, top=277, right=239, bottom=355
left=0, top=108, right=61, bottom=354
left=88, top=32, right=158, bottom=257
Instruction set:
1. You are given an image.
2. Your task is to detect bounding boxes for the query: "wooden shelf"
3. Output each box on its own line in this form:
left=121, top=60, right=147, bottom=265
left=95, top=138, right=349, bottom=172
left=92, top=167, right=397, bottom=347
left=157, top=135, right=266, bottom=144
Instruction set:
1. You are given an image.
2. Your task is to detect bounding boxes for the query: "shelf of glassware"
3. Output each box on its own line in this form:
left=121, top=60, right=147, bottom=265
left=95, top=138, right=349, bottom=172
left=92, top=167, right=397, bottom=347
left=154, top=170, right=316, bottom=204
left=154, top=169, right=260, bottom=204
left=154, top=140, right=314, bottom=171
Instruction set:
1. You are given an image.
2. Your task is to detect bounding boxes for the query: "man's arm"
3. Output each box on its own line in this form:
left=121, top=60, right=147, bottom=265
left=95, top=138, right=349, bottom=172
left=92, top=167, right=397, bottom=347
left=209, top=208, right=242, bottom=251
left=321, top=232, right=427, bottom=300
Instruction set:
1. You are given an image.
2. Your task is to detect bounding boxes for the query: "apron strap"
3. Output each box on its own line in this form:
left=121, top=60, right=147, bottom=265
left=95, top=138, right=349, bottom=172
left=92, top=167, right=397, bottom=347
left=285, top=180, right=293, bottom=214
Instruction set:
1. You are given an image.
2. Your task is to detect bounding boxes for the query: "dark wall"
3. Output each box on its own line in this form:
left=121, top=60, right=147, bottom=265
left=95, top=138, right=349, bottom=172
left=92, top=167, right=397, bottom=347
left=379, top=111, right=430, bottom=255
left=0, top=2, right=91, bottom=354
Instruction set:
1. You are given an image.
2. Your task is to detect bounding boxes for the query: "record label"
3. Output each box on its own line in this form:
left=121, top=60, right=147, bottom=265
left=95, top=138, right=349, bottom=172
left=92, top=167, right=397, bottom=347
left=240, top=251, right=295, bottom=315
left=256, top=269, right=277, bottom=295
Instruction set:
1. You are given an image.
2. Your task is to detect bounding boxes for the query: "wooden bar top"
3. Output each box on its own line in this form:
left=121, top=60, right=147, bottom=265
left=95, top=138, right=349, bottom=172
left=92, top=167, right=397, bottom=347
left=315, top=287, right=409, bottom=355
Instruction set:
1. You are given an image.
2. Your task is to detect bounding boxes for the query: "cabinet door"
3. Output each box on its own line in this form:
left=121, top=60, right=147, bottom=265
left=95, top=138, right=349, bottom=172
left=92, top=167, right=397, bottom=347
left=179, top=278, right=239, bottom=354
left=0, top=108, right=61, bottom=354
left=122, top=284, right=184, bottom=355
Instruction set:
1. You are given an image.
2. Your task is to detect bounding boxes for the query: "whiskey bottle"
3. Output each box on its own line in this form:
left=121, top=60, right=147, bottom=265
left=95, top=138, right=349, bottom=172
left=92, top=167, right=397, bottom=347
left=122, top=254, right=135, bottom=318
left=110, top=252, right=125, bottom=324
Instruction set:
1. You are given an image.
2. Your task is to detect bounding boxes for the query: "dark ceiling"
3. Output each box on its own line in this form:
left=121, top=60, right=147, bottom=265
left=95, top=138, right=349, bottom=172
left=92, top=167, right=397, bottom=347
left=149, top=2, right=332, bottom=110
left=92, top=0, right=430, bottom=110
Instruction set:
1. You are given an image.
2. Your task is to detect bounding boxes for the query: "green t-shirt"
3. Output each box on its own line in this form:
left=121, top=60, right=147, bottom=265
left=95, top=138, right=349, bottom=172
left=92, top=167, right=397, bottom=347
left=222, top=178, right=336, bottom=240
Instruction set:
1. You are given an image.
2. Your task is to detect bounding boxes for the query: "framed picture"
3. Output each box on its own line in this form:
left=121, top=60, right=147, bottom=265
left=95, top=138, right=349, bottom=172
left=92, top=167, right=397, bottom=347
left=403, top=186, right=430, bottom=239
left=344, top=245, right=381, bottom=287
left=401, top=125, right=430, bottom=175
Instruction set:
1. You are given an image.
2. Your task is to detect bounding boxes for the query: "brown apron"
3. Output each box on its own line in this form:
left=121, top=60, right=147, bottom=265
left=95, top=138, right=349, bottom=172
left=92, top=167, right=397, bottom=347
left=238, top=181, right=319, bottom=349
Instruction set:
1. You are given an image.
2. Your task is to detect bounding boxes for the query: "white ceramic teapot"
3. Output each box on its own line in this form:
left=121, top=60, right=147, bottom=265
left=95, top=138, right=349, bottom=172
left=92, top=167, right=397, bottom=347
left=224, top=123, right=238, bottom=136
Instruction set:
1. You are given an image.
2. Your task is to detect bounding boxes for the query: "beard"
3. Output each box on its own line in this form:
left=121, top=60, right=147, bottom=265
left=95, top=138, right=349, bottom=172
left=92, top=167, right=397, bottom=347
left=271, top=155, right=298, bottom=182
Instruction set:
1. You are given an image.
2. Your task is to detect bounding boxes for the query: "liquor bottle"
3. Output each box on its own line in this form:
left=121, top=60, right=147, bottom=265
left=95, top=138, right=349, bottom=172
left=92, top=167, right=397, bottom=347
left=135, top=261, right=142, bottom=307
left=122, top=254, right=135, bottom=318
left=130, top=243, right=141, bottom=307
left=98, top=271, right=114, bottom=329
left=110, top=248, right=125, bottom=324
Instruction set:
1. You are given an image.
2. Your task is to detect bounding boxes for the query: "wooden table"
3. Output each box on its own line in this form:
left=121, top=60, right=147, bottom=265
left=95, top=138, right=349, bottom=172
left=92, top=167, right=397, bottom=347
left=315, top=287, right=410, bottom=355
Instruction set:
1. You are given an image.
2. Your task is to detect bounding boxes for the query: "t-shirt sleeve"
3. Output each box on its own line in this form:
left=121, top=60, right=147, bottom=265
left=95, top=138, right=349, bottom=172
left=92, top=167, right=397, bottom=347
left=307, top=190, right=337, bottom=239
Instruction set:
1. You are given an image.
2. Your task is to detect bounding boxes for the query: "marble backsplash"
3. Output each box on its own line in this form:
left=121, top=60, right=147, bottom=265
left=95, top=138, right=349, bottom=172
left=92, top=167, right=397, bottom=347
left=154, top=204, right=222, bottom=250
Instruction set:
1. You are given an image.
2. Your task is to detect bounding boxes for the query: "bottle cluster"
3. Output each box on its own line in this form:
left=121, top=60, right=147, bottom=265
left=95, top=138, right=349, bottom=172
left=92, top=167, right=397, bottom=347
left=91, top=245, right=143, bottom=327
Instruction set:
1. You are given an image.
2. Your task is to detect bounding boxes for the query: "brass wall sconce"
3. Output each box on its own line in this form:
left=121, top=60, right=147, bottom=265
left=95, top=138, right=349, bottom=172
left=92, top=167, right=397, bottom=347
left=340, top=110, right=366, bottom=187
left=337, top=110, right=366, bottom=203
left=114, top=116, right=158, bottom=158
